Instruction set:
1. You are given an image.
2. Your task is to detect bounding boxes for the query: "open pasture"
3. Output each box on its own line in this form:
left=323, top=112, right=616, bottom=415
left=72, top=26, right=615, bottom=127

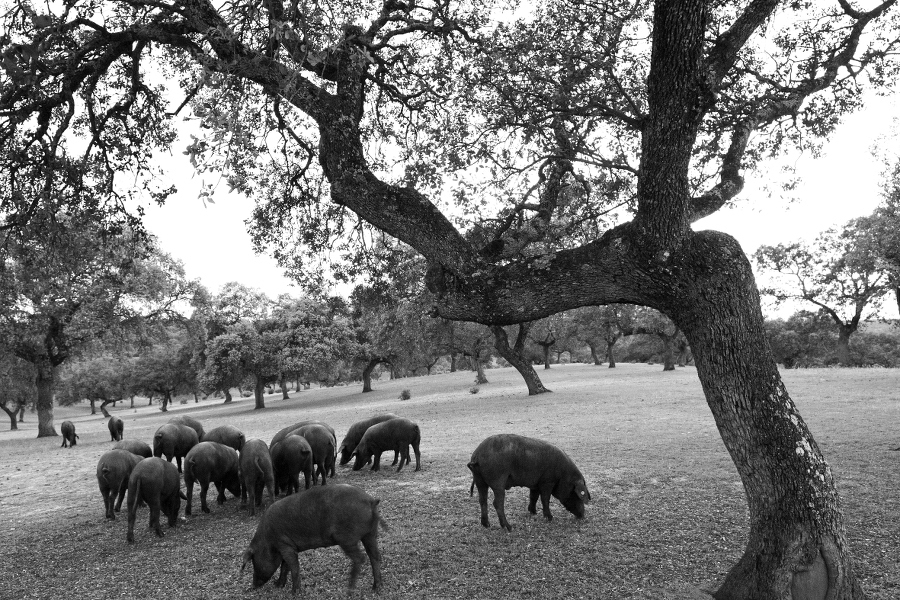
left=1, top=364, right=897, bottom=599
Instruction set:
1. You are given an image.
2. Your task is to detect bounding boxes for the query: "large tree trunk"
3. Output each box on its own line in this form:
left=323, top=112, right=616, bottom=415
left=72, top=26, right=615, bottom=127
left=160, top=392, right=170, bottom=412
left=89, top=398, right=97, bottom=415
left=223, top=388, right=232, bottom=403
left=279, top=375, right=290, bottom=399
left=450, top=352, right=457, bottom=372
left=606, top=341, right=617, bottom=368
left=99, top=400, right=113, bottom=418
left=254, top=378, right=266, bottom=410
left=491, top=325, right=549, bottom=395
left=34, top=359, right=57, bottom=438
left=1, top=403, right=17, bottom=430
left=670, top=233, right=863, bottom=600
left=473, top=354, right=488, bottom=385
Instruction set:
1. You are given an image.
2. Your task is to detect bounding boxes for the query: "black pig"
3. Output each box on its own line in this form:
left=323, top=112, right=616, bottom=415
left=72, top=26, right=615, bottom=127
left=203, top=424, right=245, bottom=452
left=153, top=422, right=199, bottom=473
left=168, top=415, right=205, bottom=441
left=241, top=484, right=387, bottom=594
left=240, top=439, right=276, bottom=515
left=338, top=414, right=399, bottom=466
left=60, top=420, right=78, bottom=447
left=113, top=439, right=152, bottom=458
left=291, top=424, right=335, bottom=485
left=108, top=416, right=124, bottom=441
left=183, top=441, right=242, bottom=515
left=467, top=433, right=590, bottom=531
left=126, top=457, right=186, bottom=542
left=271, top=435, right=314, bottom=495
left=351, top=418, right=420, bottom=473
left=96, top=449, right=142, bottom=519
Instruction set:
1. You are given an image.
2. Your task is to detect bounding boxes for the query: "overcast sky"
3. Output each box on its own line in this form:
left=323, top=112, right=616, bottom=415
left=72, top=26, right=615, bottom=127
left=138, top=93, right=900, bottom=318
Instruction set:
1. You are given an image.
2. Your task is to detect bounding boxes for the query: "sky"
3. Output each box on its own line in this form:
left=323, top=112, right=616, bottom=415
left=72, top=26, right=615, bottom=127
left=139, top=93, right=900, bottom=318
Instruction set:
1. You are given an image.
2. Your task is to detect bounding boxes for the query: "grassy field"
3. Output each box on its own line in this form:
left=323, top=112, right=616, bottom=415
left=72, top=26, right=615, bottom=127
left=0, top=364, right=897, bottom=599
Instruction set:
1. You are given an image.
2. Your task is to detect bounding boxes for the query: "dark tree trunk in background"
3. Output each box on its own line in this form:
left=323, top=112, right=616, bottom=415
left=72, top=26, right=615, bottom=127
left=18, top=406, right=24, bottom=423
left=254, top=378, right=266, bottom=409
left=661, top=335, right=676, bottom=371
left=450, top=352, right=457, bottom=372
left=279, top=375, right=290, bottom=399
left=160, top=392, right=171, bottom=412
left=362, top=358, right=380, bottom=393
left=129, top=396, right=134, bottom=409
left=2, top=404, right=17, bottom=430
left=588, top=343, right=602, bottom=365
left=90, top=398, right=97, bottom=415
left=491, top=325, right=549, bottom=395
left=223, top=388, right=232, bottom=403
left=34, top=360, right=57, bottom=437
left=835, top=325, right=854, bottom=366
left=606, top=341, right=617, bottom=368
left=100, top=400, right=113, bottom=418
left=147, top=394, right=153, bottom=406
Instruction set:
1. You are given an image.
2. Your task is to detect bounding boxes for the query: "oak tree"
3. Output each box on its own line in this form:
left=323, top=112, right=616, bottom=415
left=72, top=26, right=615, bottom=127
left=3, top=1, right=899, bottom=597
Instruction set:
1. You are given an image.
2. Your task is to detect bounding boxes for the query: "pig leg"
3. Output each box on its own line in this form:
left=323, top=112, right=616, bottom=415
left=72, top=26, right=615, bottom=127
left=175, top=455, right=183, bottom=474
left=412, top=439, right=421, bottom=472
left=361, top=530, right=383, bottom=591
left=215, top=480, right=227, bottom=505
left=184, top=479, right=195, bottom=516
left=275, top=559, right=289, bottom=588
left=396, top=446, right=407, bottom=473
left=281, top=551, right=302, bottom=594
left=148, top=499, right=164, bottom=537
left=528, top=489, right=540, bottom=515
left=491, top=485, right=512, bottom=531
left=539, top=486, right=554, bottom=521
left=114, top=479, right=129, bottom=514
left=101, top=485, right=114, bottom=519
left=340, top=542, right=365, bottom=590
left=199, top=478, right=211, bottom=513
left=371, top=452, right=381, bottom=472
left=390, top=451, right=399, bottom=466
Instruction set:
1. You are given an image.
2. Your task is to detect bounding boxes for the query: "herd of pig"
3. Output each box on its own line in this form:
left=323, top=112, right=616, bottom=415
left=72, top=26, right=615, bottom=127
left=59, top=411, right=591, bottom=594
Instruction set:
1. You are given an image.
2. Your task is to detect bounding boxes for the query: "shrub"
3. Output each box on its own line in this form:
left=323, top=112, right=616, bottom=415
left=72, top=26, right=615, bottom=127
left=469, top=386, right=479, bottom=394
left=399, top=389, right=411, bottom=401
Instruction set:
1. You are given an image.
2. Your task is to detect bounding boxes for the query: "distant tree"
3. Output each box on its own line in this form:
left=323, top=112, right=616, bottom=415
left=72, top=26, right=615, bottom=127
left=529, top=316, right=561, bottom=370
left=625, top=308, right=689, bottom=371
left=0, top=353, right=35, bottom=430
left=57, top=353, right=135, bottom=417
left=861, top=171, right=900, bottom=314
left=133, top=327, right=199, bottom=412
left=765, top=311, right=837, bottom=368
left=755, top=220, right=893, bottom=366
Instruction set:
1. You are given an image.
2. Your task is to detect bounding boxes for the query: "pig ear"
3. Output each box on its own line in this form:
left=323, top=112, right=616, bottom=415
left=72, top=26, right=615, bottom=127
left=241, top=548, right=252, bottom=572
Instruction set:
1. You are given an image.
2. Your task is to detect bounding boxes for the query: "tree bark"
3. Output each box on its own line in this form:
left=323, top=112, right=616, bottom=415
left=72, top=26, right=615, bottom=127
left=254, top=378, right=266, bottom=409
left=279, top=375, right=290, bottom=399
left=34, top=359, right=57, bottom=437
left=588, top=343, right=602, bottom=365
left=223, top=388, right=232, bottom=403
left=18, top=405, right=24, bottom=423
left=537, top=342, right=553, bottom=369
left=450, top=352, right=457, bottom=372
left=606, top=341, right=617, bottom=368
left=473, top=354, right=488, bottom=384
left=669, top=233, right=863, bottom=600
left=661, top=335, right=676, bottom=371
left=99, top=400, right=113, bottom=418
left=491, top=325, right=550, bottom=395
left=90, top=398, right=97, bottom=415
left=1, top=403, right=17, bottom=430
left=835, top=326, right=853, bottom=366
left=362, top=358, right=380, bottom=393
left=160, top=392, right=170, bottom=412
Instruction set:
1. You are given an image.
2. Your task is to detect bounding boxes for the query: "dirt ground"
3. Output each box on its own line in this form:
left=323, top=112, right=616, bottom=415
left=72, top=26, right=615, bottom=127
left=0, top=364, right=897, bottom=599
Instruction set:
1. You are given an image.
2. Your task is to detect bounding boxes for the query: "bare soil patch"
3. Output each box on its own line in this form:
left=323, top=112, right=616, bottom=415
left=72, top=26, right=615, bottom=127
left=1, top=364, right=897, bottom=599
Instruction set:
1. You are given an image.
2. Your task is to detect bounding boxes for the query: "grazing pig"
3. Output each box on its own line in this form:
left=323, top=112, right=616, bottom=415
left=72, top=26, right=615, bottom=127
left=467, top=434, right=591, bottom=531
left=351, top=418, right=421, bottom=473
left=126, top=457, right=185, bottom=542
left=107, top=416, right=124, bottom=441
left=168, top=415, right=205, bottom=441
left=292, top=424, right=336, bottom=485
left=203, top=424, right=245, bottom=452
left=240, top=439, right=276, bottom=515
left=271, top=420, right=337, bottom=464
left=153, top=423, right=199, bottom=473
left=271, top=435, right=314, bottom=495
left=183, top=441, right=242, bottom=516
left=96, top=449, right=142, bottom=519
left=60, top=421, right=79, bottom=448
left=338, top=414, right=400, bottom=466
left=241, top=484, right=387, bottom=594
left=113, top=439, right=152, bottom=458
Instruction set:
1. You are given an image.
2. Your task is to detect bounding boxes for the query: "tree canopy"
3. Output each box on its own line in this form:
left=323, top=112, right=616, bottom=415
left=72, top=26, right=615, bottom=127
left=4, top=1, right=900, bottom=598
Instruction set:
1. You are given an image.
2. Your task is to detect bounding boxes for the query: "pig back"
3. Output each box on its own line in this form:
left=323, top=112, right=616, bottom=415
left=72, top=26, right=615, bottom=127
left=339, top=414, right=400, bottom=460
left=470, top=434, right=582, bottom=489
left=185, top=441, right=239, bottom=480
